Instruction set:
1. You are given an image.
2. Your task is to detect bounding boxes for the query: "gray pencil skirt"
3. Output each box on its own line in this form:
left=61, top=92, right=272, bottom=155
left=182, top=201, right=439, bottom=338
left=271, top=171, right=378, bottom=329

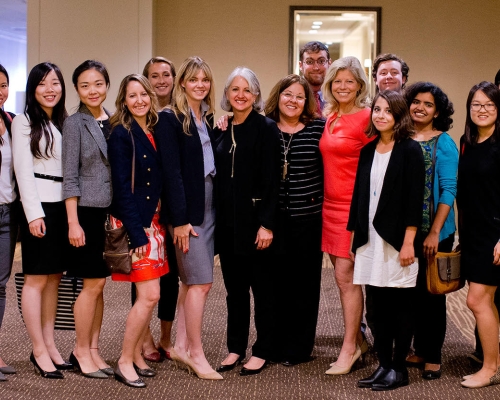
left=169, top=175, right=215, bottom=285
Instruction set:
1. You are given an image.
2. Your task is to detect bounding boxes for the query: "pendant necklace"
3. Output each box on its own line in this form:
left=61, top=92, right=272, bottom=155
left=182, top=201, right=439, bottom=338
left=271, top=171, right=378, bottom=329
left=229, top=121, right=238, bottom=178
left=96, top=119, right=104, bottom=128
left=278, top=122, right=300, bottom=180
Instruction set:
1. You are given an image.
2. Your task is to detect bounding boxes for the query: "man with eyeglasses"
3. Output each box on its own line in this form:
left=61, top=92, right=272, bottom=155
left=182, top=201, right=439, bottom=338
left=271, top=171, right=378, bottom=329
left=299, top=41, right=332, bottom=117
left=372, top=53, right=410, bottom=93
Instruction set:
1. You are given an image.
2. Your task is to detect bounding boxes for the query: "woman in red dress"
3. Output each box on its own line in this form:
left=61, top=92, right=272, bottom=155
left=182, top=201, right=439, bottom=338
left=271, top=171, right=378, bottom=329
left=319, top=56, right=372, bottom=375
left=108, top=74, right=169, bottom=388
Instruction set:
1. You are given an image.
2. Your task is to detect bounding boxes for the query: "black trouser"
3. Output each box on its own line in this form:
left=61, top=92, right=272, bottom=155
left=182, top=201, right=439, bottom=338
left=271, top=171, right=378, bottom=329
left=273, top=216, right=323, bottom=362
left=219, top=231, right=276, bottom=360
left=370, top=285, right=416, bottom=372
left=131, top=231, right=179, bottom=321
left=412, top=233, right=454, bottom=364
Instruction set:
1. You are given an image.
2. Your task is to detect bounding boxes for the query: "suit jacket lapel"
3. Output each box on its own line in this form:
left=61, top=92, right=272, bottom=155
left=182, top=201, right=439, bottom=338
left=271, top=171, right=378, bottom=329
left=81, top=113, right=108, bottom=159
left=376, top=140, right=404, bottom=214
left=131, top=120, right=160, bottom=161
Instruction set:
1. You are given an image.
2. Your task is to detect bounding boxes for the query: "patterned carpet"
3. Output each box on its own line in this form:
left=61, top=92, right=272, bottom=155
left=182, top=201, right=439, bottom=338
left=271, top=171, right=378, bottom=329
left=0, top=249, right=498, bottom=399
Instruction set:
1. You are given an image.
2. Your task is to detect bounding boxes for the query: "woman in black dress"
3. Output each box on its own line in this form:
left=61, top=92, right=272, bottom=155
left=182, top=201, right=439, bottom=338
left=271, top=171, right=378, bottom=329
left=213, top=67, right=280, bottom=376
left=264, top=74, right=324, bottom=366
left=458, top=81, right=500, bottom=388
left=62, top=60, right=113, bottom=378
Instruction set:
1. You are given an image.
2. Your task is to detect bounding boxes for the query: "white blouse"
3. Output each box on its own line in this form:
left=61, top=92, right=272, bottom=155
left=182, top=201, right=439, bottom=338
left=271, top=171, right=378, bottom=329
left=12, top=113, right=63, bottom=223
left=353, top=150, right=418, bottom=288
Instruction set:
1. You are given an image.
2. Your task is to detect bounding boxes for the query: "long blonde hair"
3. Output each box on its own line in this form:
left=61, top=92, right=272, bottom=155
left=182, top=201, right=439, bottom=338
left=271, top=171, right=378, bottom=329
left=172, top=56, right=215, bottom=135
left=110, top=74, right=159, bottom=132
left=322, top=56, right=370, bottom=117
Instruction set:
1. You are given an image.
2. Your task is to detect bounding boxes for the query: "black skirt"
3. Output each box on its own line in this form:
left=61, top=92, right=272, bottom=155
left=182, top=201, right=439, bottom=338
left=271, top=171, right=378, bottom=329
left=20, top=201, right=70, bottom=275
left=67, top=206, right=110, bottom=279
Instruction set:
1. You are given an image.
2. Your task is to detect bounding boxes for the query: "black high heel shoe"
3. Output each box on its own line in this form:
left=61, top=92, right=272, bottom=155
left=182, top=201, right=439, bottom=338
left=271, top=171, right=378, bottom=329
left=53, top=360, right=74, bottom=371
left=240, top=360, right=269, bottom=376
left=30, top=352, right=64, bottom=379
left=69, top=353, right=108, bottom=379
left=216, top=355, right=244, bottom=373
left=114, top=365, right=146, bottom=388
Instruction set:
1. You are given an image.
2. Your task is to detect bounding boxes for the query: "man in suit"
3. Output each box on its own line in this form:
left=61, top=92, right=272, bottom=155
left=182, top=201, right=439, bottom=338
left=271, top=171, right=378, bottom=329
left=298, top=41, right=332, bottom=116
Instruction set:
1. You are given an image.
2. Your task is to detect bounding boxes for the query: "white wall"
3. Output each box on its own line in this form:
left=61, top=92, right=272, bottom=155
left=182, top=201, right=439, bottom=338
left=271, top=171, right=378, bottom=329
left=28, top=0, right=154, bottom=113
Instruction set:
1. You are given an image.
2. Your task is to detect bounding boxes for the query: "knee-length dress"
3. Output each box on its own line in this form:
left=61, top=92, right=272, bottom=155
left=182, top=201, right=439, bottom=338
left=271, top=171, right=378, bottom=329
left=319, top=108, right=372, bottom=258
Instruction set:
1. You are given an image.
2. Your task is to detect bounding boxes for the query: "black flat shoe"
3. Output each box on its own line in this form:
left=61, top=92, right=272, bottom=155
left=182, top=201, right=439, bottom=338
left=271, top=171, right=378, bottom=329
left=100, top=367, right=114, bottom=376
left=133, top=363, right=156, bottom=377
left=53, top=361, right=74, bottom=371
left=216, top=355, right=244, bottom=373
left=0, top=365, right=16, bottom=374
left=30, top=352, right=64, bottom=379
left=281, top=356, right=316, bottom=367
left=358, top=365, right=391, bottom=388
left=114, top=366, right=146, bottom=388
left=371, top=369, right=409, bottom=391
left=69, top=353, right=108, bottom=379
left=422, top=368, right=441, bottom=380
left=239, top=360, right=269, bottom=376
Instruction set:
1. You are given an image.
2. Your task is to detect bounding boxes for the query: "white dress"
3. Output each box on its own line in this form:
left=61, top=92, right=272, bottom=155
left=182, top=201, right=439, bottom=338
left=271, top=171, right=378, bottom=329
left=353, top=150, right=418, bottom=288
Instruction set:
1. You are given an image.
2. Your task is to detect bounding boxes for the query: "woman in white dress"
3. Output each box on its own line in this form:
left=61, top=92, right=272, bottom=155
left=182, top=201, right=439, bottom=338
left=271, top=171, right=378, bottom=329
left=347, top=90, right=425, bottom=391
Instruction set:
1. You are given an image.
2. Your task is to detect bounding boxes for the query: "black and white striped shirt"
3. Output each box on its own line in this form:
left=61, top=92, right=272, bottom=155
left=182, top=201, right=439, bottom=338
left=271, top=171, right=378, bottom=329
left=279, top=119, right=324, bottom=220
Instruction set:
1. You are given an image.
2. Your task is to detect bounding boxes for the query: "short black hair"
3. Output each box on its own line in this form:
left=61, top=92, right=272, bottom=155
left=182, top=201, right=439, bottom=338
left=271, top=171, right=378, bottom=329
left=299, top=41, right=330, bottom=61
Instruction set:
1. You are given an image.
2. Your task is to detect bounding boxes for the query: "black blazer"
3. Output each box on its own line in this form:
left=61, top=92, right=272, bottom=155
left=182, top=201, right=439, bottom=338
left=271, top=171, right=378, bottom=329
left=347, top=137, right=425, bottom=254
left=108, top=119, right=163, bottom=248
left=212, top=110, right=281, bottom=254
left=156, top=110, right=215, bottom=228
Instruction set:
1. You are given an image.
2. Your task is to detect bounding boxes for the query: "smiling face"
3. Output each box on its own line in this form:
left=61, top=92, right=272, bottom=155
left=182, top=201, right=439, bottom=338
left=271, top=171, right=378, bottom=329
left=372, top=97, right=395, bottom=135
left=35, top=69, right=63, bottom=116
left=410, top=92, right=438, bottom=128
left=125, top=80, right=151, bottom=123
left=299, top=50, right=331, bottom=91
left=148, top=62, right=174, bottom=103
left=76, top=68, right=107, bottom=112
left=227, top=76, right=256, bottom=115
left=181, top=69, right=210, bottom=107
left=0, top=72, right=8, bottom=109
left=331, top=69, right=361, bottom=107
left=278, top=82, right=306, bottom=122
left=470, top=90, right=498, bottom=132
left=375, top=60, right=406, bottom=92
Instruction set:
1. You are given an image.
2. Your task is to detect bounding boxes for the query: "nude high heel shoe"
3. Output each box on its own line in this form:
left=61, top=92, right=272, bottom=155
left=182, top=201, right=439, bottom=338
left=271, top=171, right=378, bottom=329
left=183, top=355, right=223, bottom=380
left=325, top=346, right=362, bottom=375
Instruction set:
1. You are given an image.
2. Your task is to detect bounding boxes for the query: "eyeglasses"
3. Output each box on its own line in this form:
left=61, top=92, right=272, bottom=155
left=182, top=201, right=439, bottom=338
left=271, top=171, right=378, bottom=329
left=470, top=102, right=496, bottom=112
left=304, top=58, right=328, bottom=66
left=281, top=92, right=306, bottom=102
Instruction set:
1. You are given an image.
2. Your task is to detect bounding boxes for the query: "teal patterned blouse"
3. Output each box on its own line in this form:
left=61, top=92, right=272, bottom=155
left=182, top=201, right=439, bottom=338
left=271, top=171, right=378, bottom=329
left=418, top=136, right=439, bottom=233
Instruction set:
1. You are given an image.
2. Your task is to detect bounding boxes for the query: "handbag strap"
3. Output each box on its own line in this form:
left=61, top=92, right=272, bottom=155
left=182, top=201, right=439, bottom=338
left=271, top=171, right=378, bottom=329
left=429, top=133, right=442, bottom=224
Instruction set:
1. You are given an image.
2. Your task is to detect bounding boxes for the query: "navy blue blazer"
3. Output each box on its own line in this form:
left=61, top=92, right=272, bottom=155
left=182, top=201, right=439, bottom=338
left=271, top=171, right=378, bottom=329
left=347, top=137, right=425, bottom=255
left=108, top=119, right=163, bottom=248
left=155, top=110, right=215, bottom=228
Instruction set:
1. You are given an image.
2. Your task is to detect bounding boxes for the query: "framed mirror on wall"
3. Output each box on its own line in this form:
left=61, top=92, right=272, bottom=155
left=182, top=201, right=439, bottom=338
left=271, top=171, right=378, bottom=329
left=290, top=6, right=381, bottom=94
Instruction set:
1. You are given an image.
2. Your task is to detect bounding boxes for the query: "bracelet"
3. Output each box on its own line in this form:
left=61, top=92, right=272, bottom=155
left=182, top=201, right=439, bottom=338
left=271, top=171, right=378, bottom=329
left=260, top=225, right=272, bottom=233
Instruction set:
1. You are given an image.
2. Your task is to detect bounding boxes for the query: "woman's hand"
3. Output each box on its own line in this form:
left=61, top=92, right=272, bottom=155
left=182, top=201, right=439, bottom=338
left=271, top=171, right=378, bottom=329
left=216, top=115, right=229, bottom=131
left=399, top=243, right=415, bottom=267
left=349, top=231, right=356, bottom=262
left=68, top=222, right=85, bottom=247
left=130, top=244, right=148, bottom=259
left=423, top=231, right=439, bottom=259
left=173, top=224, right=198, bottom=253
left=29, top=218, right=46, bottom=238
left=255, top=227, right=273, bottom=250
left=493, top=242, right=500, bottom=265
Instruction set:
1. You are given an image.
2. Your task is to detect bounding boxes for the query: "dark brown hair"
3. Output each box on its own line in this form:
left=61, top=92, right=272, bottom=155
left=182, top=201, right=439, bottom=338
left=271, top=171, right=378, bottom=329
left=372, top=53, right=409, bottom=88
left=366, top=91, right=414, bottom=142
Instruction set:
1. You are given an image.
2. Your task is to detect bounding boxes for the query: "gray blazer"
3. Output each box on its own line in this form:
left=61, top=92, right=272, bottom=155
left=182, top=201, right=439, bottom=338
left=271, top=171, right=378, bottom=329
left=62, top=105, right=112, bottom=207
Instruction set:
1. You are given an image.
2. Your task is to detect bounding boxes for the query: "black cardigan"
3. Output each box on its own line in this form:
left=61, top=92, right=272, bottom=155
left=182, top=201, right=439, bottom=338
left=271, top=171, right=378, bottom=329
left=347, top=136, right=425, bottom=255
left=212, top=110, right=281, bottom=255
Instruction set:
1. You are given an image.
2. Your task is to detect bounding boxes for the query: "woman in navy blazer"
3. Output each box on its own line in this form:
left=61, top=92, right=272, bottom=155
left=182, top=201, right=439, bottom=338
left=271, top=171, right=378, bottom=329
left=348, top=91, right=425, bottom=391
left=107, top=74, right=169, bottom=388
left=62, top=60, right=113, bottom=379
left=155, top=56, right=222, bottom=380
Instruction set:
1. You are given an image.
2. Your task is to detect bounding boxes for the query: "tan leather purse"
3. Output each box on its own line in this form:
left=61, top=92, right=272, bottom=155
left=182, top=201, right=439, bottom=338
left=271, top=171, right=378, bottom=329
left=426, top=251, right=464, bottom=294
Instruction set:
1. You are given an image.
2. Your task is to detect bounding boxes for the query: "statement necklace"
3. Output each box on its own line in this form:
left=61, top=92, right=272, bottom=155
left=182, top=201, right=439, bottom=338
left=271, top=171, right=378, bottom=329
left=278, top=122, right=301, bottom=180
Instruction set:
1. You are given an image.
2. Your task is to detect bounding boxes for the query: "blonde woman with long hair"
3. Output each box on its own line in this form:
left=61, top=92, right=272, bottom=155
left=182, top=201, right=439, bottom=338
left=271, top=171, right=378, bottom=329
left=156, top=56, right=222, bottom=380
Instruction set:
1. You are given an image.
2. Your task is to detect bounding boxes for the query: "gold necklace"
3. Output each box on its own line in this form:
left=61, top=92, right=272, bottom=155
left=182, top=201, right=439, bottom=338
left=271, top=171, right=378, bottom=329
left=278, top=122, right=301, bottom=180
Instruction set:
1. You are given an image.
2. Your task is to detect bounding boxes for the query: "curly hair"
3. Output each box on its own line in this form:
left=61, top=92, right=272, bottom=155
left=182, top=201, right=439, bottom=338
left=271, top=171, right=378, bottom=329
left=404, top=82, right=454, bottom=132
left=366, top=91, right=414, bottom=142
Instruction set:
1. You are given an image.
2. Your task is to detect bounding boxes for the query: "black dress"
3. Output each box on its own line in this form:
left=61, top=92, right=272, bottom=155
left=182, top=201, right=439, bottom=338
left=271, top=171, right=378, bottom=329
left=458, top=135, right=500, bottom=286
